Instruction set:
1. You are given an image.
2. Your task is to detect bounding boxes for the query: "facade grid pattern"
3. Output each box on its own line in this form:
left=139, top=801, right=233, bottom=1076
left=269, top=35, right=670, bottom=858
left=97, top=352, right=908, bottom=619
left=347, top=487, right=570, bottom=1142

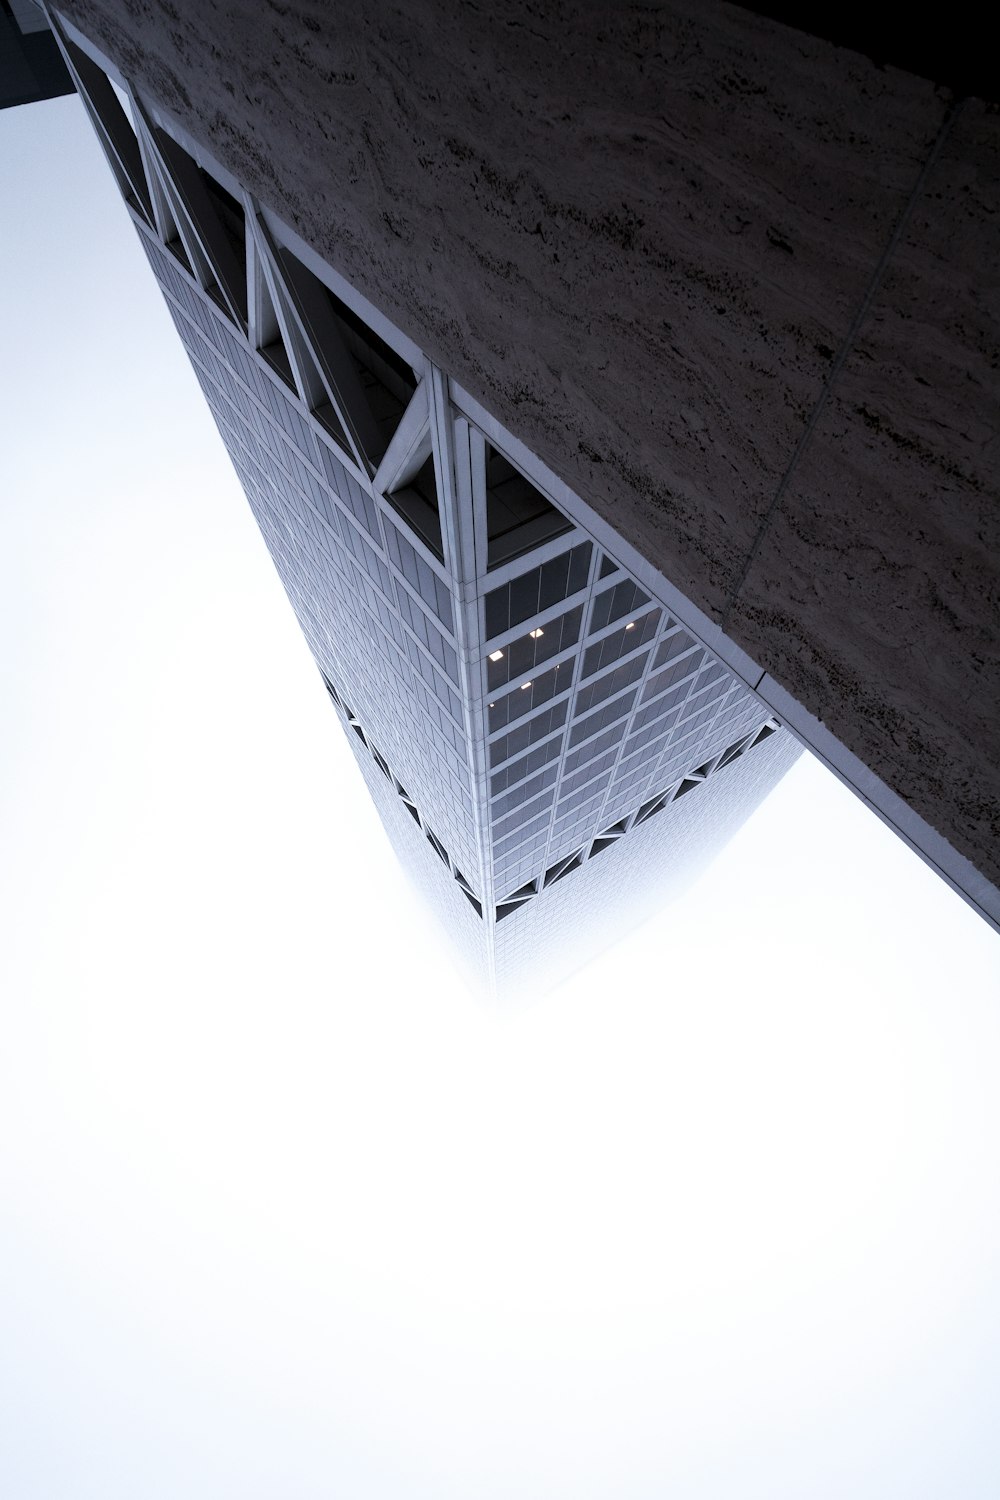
left=55, top=15, right=803, bottom=995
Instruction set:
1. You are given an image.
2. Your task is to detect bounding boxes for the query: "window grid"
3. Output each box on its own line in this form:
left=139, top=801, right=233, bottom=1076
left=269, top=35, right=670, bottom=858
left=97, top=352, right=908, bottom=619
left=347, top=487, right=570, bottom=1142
left=119, top=100, right=791, bottom=956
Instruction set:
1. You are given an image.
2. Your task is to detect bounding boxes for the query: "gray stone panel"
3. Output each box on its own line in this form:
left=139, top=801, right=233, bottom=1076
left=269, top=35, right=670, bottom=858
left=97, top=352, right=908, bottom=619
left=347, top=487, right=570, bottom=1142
left=726, top=99, right=1000, bottom=885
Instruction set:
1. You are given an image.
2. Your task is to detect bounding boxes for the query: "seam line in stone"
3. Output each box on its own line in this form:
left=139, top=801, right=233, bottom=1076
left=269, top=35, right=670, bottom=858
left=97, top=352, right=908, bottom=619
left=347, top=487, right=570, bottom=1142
left=720, top=94, right=968, bottom=631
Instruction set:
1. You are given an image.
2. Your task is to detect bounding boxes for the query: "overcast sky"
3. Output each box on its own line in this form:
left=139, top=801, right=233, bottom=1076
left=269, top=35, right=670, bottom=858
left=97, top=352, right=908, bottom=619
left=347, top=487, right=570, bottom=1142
left=2, top=94, right=999, bottom=1500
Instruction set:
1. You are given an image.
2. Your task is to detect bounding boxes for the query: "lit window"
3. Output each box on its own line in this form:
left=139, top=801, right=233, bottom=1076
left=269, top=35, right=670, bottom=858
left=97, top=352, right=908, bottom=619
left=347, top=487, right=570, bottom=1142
left=489, top=650, right=505, bottom=662
left=529, top=627, right=544, bottom=639
left=521, top=682, right=532, bottom=690
left=625, top=622, right=636, bottom=631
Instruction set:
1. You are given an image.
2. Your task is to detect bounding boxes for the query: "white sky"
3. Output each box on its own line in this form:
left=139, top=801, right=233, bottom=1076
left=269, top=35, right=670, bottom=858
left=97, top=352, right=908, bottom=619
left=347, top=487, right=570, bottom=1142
left=2, top=95, right=999, bottom=1500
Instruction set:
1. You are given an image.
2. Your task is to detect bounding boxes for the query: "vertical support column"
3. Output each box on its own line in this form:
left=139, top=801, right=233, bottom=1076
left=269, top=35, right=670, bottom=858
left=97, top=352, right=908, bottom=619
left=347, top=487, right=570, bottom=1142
left=428, top=366, right=497, bottom=961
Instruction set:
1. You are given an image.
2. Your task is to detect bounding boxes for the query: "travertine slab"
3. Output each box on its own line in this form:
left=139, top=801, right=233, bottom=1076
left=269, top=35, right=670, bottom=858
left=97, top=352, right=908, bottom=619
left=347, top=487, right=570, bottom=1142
left=727, top=99, right=1000, bottom=885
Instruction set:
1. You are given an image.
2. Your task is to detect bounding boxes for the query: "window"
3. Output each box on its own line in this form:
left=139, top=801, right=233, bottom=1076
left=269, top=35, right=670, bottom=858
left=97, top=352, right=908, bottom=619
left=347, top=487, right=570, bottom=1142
left=494, top=812, right=552, bottom=860
left=396, top=587, right=459, bottom=683
left=199, top=171, right=247, bottom=319
left=631, top=689, right=687, bottom=735
left=316, top=435, right=382, bottom=540
left=652, top=627, right=694, bottom=669
left=641, top=648, right=705, bottom=706
left=558, top=753, right=617, bottom=802
left=489, top=734, right=564, bottom=797
left=154, top=129, right=249, bottom=328
left=496, top=880, right=538, bottom=919
left=488, top=660, right=573, bottom=733
left=489, top=701, right=568, bottom=768
left=691, top=662, right=726, bottom=696
left=426, top=829, right=449, bottom=866
left=490, top=764, right=559, bottom=820
left=567, top=687, right=639, bottom=749
left=255, top=267, right=296, bottom=391
left=54, top=31, right=153, bottom=225
left=543, top=851, right=583, bottom=888
left=581, top=608, right=660, bottom=679
left=484, top=543, right=592, bottom=639
left=458, top=885, right=483, bottom=918
left=561, top=769, right=614, bottom=814
left=386, top=455, right=443, bottom=562
left=485, top=445, right=572, bottom=569
left=562, top=720, right=628, bottom=777
left=635, top=792, right=669, bottom=824
left=383, top=517, right=455, bottom=631
left=573, top=651, right=649, bottom=718
left=486, top=604, right=584, bottom=691
left=276, top=244, right=417, bottom=471
left=589, top=578, right=650, bottom=634
left=491, top=788, right=557, bottom=843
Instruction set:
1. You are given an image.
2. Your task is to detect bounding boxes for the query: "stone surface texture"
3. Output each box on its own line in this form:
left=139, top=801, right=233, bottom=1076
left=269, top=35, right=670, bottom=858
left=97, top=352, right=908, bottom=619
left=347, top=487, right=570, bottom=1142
left=56, top=0, right=999, bottom=892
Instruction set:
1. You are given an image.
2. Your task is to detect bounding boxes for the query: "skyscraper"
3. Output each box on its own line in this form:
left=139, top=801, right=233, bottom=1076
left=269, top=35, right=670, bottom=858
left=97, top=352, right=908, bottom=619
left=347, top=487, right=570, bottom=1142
left=40, top=0, right=999, bottom=941
left=45, top=12, right=802, bottom=995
